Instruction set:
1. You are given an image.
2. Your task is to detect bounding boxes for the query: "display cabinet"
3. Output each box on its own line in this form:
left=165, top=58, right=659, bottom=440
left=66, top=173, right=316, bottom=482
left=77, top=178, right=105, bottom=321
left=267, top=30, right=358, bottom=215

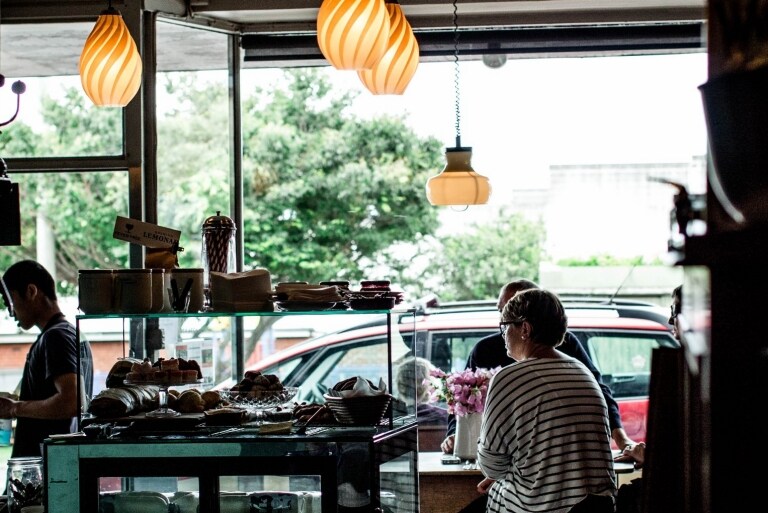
left=59, top=307, right=419, bottom=512
left=45, top=422, right=418, bottom=513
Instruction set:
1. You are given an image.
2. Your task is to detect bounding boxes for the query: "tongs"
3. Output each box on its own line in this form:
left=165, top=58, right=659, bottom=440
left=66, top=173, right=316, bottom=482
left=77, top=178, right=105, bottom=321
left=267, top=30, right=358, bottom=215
left=295, top=405, right=329, bottom=434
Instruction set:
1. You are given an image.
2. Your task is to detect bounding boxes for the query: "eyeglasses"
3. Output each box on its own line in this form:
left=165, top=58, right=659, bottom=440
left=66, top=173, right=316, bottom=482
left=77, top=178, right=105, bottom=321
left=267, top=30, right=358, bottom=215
left=499, top=320, right=522, bottom=337
left=0, top=278, right=13, bottom=318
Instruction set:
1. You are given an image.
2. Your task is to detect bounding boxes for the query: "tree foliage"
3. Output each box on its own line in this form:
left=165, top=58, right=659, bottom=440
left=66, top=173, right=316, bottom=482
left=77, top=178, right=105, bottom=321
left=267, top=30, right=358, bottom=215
left=239, top=69, right=443, bottom=283
left=1, top=69, right=545, bottom=308
left=0, top=93, right=126, bottom=291
left=394, top=211, right=545, bottom=302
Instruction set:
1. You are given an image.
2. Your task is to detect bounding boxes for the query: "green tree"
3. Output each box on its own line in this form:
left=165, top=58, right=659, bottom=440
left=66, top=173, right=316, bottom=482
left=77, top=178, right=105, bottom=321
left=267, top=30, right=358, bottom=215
left=0, top=91, right=127, bottom=292
left=404, top=211, right=545, bottom=301
left=239, top=69, right=443, bottom=283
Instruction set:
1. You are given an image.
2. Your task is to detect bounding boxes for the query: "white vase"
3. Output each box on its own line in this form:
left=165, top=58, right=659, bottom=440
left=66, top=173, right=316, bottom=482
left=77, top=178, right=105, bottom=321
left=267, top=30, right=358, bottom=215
left=454, top=412, right=482, bottom=461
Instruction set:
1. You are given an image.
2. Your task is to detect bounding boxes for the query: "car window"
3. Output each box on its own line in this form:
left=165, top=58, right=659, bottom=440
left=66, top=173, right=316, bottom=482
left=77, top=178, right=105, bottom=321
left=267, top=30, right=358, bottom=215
left=281, top=338, right=391, bottom=404
left=426, top=330, right=495, bottom=373
left=579, top=331, right=675, bottom=399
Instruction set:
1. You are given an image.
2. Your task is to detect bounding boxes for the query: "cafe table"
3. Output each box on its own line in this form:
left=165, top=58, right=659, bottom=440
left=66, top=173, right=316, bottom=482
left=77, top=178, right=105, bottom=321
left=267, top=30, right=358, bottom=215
left=418, top=451, right=638, bottom=513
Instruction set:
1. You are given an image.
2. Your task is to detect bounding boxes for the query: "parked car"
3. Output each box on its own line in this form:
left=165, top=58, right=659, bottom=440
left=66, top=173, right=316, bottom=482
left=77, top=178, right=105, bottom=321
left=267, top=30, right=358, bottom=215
left=231, top=298, right=678, bottom=446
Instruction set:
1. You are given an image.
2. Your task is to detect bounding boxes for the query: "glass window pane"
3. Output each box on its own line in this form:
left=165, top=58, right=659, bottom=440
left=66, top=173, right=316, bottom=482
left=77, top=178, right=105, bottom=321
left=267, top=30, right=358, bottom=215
left=156, top=21, right=231, bottom=269
left=1, top=22, right=123, bottom=158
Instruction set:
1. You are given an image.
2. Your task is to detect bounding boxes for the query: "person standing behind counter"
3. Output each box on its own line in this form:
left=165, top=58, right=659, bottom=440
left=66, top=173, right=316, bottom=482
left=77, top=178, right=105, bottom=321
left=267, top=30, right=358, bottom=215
left=477, top=289, right=616, bottom=513
left=0, top=260, right=93, bottom=457
left=442, top=279, right=635, bottom=455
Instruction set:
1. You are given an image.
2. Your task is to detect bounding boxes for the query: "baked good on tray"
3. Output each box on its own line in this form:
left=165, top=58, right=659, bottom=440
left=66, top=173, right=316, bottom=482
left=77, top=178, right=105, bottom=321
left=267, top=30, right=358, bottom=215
left=124, top=357, right=203, bottom=385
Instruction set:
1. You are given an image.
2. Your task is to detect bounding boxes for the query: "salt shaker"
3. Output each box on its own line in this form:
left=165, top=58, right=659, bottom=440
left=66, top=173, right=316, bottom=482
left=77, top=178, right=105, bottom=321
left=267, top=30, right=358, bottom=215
left=201, top=211, right=236, bottom=297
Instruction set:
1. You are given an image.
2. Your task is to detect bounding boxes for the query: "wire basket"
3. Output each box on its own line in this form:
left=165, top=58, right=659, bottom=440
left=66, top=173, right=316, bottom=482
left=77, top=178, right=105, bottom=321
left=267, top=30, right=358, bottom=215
left=323, top=394, right=392, bottom=425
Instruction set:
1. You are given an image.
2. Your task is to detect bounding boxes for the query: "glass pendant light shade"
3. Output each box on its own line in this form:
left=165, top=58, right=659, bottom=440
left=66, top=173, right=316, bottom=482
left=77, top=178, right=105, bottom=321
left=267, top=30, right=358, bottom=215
left=426, top=147, right=492, bottom=205
left=317, top=0, right=390, bottom=70
left=79, top=6, right=142, bottom=107
left=357, top=2, right=419, bottom=95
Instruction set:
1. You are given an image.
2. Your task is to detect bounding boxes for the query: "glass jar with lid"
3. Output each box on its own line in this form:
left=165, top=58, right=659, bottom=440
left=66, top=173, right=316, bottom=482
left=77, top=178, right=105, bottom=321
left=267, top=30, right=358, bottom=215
left=201, top=211, right=236, bottom=306
left=6, top=456, right=44, bottom=512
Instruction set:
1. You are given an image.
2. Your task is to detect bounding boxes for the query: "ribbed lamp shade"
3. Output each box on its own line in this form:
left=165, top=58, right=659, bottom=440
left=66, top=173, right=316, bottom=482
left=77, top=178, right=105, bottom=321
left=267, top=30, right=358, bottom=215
left=358, top=2, right=419, bottom=94
left=79, top=7, right=142, bottom=107
left=426, top=148, right=491, bottom=205
left=317, top=0, right=390, bottom=70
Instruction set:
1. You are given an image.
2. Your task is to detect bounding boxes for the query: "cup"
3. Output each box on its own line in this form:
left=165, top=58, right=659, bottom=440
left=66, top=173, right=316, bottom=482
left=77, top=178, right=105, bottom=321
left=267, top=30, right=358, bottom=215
left=0, top=418, right=11, bottom=445
left=168, top=268, right=205, bottom=313
left=113, top=269, right=153, bottom=314
left=78, top=269, right=114, bottom=314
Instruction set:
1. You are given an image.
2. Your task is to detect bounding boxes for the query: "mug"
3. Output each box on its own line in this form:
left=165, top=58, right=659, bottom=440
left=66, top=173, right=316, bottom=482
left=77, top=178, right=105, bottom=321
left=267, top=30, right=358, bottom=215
left=78, top=269, right=114, bottom=314
left=113, top=269, right=153, bottom=314
left=168, top=268, right=205, bottom=313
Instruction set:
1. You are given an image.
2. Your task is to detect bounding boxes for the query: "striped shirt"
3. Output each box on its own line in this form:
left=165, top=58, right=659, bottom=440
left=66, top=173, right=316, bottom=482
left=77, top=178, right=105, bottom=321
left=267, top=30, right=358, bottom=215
left=477, top=357, right=616, bottom=513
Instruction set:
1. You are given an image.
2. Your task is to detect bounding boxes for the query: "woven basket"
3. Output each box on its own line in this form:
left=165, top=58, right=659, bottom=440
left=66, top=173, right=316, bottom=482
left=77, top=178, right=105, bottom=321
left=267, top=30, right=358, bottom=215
left=323, top=394, right=392, bottom=425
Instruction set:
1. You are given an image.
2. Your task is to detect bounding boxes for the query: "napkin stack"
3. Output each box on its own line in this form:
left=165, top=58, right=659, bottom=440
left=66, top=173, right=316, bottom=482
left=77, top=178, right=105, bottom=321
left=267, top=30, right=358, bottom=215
left=210, top=269, right=273, bottom=312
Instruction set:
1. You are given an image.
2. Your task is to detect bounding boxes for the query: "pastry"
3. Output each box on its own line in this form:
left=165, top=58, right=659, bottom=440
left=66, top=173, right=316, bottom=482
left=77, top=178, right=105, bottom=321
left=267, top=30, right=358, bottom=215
left=175, top=389, right=205, bottom=413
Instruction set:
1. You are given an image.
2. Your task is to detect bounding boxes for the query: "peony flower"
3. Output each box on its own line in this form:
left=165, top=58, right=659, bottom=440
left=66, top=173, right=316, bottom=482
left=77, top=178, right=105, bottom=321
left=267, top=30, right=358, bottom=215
left=424, top=366, right=501, bottom=416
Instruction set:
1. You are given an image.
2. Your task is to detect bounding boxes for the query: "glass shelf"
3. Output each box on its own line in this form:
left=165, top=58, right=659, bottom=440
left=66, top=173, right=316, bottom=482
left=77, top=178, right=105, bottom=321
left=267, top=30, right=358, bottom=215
left=76, top=307, right=412, bottom=320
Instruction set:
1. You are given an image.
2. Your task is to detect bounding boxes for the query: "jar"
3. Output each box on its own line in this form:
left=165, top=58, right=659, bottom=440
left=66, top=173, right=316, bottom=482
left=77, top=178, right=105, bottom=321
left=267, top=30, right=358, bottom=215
left=6, top=456, right=44, bottom=513
left=112, top=269, right=153, bottom=314
left=201, top=211, right=236, bottom=290
left=77, top=269, right=114, bottom=314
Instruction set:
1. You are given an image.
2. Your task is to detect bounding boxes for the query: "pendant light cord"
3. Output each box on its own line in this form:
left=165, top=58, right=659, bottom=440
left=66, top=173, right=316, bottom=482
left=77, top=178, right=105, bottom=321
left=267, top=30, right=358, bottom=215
left=452, top=0, right=461, bottom=149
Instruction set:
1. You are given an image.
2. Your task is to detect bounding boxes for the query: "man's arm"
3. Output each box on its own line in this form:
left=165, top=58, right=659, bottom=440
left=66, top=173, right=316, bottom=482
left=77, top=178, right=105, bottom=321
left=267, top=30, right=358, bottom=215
left=0, top=373, right=80, bottom=420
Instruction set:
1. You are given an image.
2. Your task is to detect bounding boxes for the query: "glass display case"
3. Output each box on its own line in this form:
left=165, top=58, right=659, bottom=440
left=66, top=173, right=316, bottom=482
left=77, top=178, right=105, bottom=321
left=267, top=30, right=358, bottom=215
left=45, top=423, right=418, bottom=513
left=54, top=308, right=419, bottom=512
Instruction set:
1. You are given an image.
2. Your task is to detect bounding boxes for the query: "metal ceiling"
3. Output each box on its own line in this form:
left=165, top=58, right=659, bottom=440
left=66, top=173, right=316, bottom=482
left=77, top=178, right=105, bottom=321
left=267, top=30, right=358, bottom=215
left=0, top=0, right=707, bottom=77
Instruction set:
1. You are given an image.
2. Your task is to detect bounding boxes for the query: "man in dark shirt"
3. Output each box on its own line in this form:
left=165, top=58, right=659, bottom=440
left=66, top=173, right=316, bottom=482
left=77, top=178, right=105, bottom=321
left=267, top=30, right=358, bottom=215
left=441, top=279, right=635, bottom=454
left=0, top=260, right=93, bottom=457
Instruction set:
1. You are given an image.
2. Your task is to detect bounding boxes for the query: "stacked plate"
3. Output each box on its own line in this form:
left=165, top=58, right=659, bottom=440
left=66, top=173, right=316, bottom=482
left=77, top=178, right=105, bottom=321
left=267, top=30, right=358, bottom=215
left=274, top=283, right=347, bottom=311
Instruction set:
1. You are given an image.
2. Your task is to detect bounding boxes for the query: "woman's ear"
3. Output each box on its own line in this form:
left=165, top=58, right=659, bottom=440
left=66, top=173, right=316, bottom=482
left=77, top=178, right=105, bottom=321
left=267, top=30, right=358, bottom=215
left=521, top=321, right=532, bottom=340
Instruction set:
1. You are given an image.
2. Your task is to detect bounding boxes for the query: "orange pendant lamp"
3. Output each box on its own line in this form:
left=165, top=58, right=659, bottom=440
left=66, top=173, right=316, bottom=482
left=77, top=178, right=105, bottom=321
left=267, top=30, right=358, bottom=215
left=79, top=1, right=142, bottom=107
left=425, top=0, right=491, bottom=206
left=358, top=1, right=419, bottom=95
left=317, top=0, right=391, bottom=70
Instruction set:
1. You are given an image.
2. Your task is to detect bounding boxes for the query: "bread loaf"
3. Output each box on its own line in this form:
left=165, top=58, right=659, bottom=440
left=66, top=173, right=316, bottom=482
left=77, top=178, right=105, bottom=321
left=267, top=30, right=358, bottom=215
left=88, top=385, right=159, bottom=418
left=105, top=358, right=143, bottom=388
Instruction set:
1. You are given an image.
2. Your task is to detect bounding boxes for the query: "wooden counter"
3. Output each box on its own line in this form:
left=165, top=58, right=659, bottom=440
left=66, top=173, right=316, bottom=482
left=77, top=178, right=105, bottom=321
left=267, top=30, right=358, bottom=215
left=418, top=451, right=639, bottom=513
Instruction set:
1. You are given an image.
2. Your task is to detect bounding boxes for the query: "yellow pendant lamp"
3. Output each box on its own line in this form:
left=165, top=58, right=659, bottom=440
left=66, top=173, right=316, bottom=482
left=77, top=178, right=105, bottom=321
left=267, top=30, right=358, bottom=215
left=426, top=147, right=491, bottom=205
left=79, top=1, right=142, bottom=107
left=317, top=0, right=390, bottom=70
left=358, top=1, right=419, bottom=95
left=425, top=0, right=491, bottom=206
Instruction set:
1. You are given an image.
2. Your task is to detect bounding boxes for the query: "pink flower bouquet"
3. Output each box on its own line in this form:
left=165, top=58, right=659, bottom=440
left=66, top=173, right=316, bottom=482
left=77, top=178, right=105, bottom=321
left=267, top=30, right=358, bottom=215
left=425, top=367, right=501, bottom=416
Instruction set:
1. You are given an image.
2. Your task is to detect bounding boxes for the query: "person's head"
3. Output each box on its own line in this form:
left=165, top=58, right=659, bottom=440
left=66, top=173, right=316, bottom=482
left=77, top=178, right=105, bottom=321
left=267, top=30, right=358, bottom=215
left=496, top=279, right=539, bottom=312
left=500, top=289, right=567, bottom=358
left=2, top=260, right=58, bottom=330
left=670, top=285, right=682, bottom=341
left=396, top=356, right=434, bottom=405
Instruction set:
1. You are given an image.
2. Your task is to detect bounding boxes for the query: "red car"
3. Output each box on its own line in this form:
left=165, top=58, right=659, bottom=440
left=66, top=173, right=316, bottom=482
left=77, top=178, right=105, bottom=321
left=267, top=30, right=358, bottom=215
left=236, top=299, right=677, bottom=447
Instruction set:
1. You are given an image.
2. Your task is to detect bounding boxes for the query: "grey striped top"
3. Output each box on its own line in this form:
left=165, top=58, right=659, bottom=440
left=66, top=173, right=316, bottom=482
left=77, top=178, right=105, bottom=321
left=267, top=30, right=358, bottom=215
left=477, top=357, right=617, bottom=513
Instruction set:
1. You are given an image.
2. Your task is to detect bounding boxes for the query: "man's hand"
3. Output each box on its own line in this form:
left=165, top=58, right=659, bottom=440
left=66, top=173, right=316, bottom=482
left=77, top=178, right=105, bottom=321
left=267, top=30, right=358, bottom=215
left=0, top=397, right=18, bottom=418
left=441, top=434, right=455, bottom=454
left=613, top=442, right=646, bottom=469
